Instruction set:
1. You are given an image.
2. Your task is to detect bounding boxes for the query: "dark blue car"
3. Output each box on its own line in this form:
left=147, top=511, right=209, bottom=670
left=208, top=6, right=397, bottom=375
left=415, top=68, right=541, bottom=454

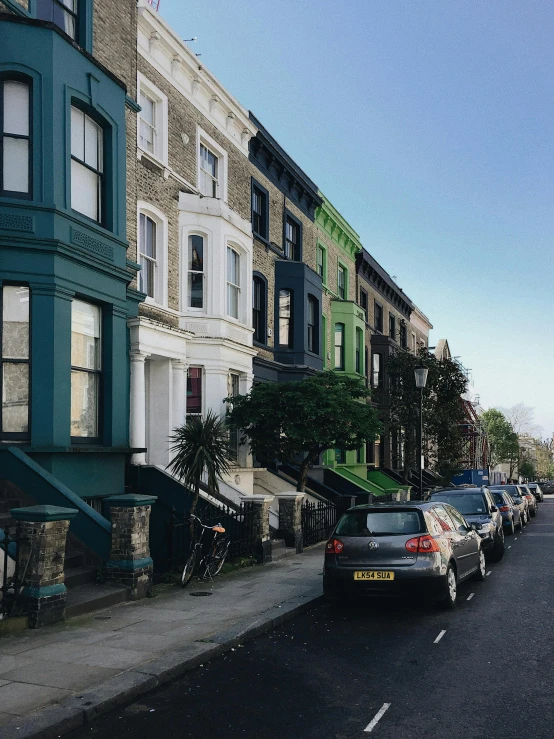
left=491, top=490, right=522, bottom=534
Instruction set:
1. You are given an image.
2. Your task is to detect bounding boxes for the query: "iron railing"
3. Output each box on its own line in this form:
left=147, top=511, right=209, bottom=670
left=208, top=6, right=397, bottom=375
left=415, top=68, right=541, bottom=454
left=0, top=523, right=27, bottom=619
left=166, top=498, right=256, bottom=572
left=301, top=500, right=339, bottom=547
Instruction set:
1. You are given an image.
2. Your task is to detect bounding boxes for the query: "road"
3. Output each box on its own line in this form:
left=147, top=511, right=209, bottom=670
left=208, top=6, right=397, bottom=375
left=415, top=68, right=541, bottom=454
left=67, top=497, right=554, bottom=739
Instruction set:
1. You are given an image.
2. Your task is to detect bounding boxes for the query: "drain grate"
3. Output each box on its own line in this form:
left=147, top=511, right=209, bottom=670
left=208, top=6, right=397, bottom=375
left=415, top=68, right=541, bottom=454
left=190, top=591, right=213, bottom=597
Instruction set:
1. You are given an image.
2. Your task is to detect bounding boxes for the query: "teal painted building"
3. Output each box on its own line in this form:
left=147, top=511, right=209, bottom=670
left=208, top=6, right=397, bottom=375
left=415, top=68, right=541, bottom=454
left=0, top=10, right=142, bottom=508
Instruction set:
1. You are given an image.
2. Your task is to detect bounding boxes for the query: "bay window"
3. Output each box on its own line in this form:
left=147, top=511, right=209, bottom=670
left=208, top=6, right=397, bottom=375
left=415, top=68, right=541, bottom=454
left=226, top=247, right=240, bottom=319
left=1, top=286, right=30, bottom=437
left=71, top=300, right=101, bottom=440
left=334, top=323, right=345, bottom=370
left=252, top=276, right=266, bottom=344
left=307, top=295, right=318, bottom=354
left=71, top=106, right=104, bottom=223
left=186, top=367, right=202, bottom=417
left=1, top=78, right=31, bottom=198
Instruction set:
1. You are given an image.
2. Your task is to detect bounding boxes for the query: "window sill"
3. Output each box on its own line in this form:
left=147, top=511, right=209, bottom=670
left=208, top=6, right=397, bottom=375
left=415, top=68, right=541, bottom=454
left=253, top=232, right=270, bottom=247
left=253, top=339, right=270, bottom=349
left=137, top=148, right=168, bottom=171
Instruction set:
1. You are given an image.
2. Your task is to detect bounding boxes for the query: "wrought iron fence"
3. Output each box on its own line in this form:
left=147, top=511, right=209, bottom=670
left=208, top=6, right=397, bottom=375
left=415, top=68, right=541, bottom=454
left=301, top=500, right=339, bottom=547
left=0, top=523, right=27, bottom=619
left=166, top=498, right=256, bottom=572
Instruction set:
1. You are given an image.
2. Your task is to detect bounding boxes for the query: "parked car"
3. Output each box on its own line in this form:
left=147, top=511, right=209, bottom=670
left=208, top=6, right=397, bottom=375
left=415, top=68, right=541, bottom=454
left=490, top=490, right=522, bottom=534
left=323, top=502, right=486, bottom=609
left=427, top=487, right=505, bottom=561
left=490, top=485, right=529, bottom=526
left=539, top=481, right=554, bottom=494
left=519, top=484, right=538, bottom=517
left=527, top=483, right=544, bottom=503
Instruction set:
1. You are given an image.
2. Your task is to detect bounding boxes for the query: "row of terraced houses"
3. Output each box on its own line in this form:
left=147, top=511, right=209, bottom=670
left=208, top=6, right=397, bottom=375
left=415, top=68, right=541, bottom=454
left=0, top=0, right=434, bottom=574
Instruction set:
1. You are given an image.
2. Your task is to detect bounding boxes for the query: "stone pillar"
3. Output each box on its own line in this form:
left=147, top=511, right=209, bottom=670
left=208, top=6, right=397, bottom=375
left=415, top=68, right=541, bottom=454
left=130, top=352, right=148, bottom=465
left=171, top=360, right=187, bottom=428
left=276, top=492, right=306, bottom=553
left=10, top=505, right=77, bottom=629
left=243, top=494, right=273, bottom=563
left=105, top=494, right=157, bottom=600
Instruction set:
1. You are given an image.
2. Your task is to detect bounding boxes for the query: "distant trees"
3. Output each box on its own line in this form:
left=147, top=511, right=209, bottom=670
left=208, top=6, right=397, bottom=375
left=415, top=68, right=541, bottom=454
left=480, top=409, right=519, bottom=477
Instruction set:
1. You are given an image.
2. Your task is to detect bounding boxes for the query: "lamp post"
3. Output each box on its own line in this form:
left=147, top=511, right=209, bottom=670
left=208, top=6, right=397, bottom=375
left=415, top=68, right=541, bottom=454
left=414, top=367, right=429, bottom=500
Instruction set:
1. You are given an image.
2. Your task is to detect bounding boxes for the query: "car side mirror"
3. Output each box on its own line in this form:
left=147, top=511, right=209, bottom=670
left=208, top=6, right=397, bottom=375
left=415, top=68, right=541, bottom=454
left=490, top=506, right=498, bottom=513
left=471, top=522, right=483, bottom=531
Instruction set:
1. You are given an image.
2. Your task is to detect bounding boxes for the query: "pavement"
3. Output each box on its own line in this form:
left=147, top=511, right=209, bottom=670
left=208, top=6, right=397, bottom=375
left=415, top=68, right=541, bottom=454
left=0, top=545, right=325, bottom=738
left=63, top=495, right=554, bottom=739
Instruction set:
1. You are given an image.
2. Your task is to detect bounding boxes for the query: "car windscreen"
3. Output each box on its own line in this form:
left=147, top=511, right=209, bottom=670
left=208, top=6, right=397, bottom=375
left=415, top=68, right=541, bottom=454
left=429, top=493, right=487, bottom=515
left=335, top=510, right=424, bottom=537
left=492, top=486, right=519, bottom=497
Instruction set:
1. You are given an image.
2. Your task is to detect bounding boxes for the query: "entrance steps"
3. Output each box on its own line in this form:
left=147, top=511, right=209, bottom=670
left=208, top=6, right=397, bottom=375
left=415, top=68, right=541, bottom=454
left=64, top=548, right=128, bottom=619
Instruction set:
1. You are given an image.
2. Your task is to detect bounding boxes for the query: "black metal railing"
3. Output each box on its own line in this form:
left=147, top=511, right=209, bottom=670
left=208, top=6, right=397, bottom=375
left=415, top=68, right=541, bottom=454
left=166, top=498, right=256, bottom=572
left=301, top=500, right=339, bottom=547
left=0, top=523, right=26, bottom=619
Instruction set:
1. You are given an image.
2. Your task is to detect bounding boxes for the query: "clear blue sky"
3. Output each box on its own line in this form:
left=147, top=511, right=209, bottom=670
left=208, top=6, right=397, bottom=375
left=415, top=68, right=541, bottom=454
left=160, top=0, right=554, bottom=437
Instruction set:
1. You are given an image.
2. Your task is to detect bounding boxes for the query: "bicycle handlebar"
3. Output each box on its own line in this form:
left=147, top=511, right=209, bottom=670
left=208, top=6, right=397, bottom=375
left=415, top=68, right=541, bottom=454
left=187, top=513, right=224, bottom=531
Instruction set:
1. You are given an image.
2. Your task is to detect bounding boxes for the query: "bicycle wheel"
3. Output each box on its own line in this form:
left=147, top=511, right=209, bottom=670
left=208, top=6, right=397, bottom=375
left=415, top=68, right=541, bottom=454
left=206, top=538, right=230, bottom=578
left=181, top=549, right=197, bottom=587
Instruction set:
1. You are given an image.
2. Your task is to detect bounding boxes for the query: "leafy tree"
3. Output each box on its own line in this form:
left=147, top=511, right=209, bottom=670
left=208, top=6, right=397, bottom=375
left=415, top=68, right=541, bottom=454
left=226, top=371, right=381, bottom=492
left=386, top=348, right=468, bottom=481
left=519, top=458, right=536, bottom=481
left=167, top=411, right=233, bottom=519
left=480, top=409, right=519, bottom=471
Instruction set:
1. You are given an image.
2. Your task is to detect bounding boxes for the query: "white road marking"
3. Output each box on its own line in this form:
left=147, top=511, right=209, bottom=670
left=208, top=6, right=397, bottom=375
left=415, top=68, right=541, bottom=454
left=508, top=546, right=512, bottom=549
left=467, top=593, right=474, bottom=601
left=514, top=537, right=517, bottom=540
left=486, top=571, right=491, bottom=577
left=434, top=630, right=447, bottom=644
left=364, top=703, right=391, bottom=733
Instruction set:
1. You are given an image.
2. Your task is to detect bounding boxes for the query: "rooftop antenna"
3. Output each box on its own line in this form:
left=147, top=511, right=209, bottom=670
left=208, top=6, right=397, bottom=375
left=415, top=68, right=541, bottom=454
left=184, top=37, right=197, bottom=42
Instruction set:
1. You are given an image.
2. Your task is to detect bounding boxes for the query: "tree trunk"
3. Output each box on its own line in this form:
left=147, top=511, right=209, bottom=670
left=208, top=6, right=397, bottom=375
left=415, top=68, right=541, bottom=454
left=297, top=450, right=318, bottom=492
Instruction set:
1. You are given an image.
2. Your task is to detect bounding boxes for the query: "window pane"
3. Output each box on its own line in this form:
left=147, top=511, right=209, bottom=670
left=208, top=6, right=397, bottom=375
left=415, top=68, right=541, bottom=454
left=2, top=286, right=29, bottom=359
left=227, top=284, right=239, bottom=319
left=227, top=247, right=239, bottom=285
left=71, top=370, right=98, bottom=437
left=3, top=137, right=29, bottom=193
left=140, top=215, right=156, bottom=259
left=71, top=159, right=99, bottom=220
left=84, top=114, right=99, bottom=170
left=187, top=367, right=202, bottom=414
left=2, top=362, right=29, bottom=433
left=188, top=272, right=203, bottom=308
left=139, top=256, right=155, bottom=298
left=3, top=81, right=29, bottom=136
left=139, top=93, right=154, bottom=126
left=71, top=300, right=100, bottom=370
left=71, top=106, right=85, bottom=159
left=188, top=234, right=204, bottom=272
left=279, top=290, right=291, bottom=347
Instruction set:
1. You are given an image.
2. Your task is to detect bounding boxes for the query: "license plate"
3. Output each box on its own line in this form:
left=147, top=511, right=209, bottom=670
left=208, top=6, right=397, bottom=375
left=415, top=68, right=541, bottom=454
left=354, top=570, right=395, bottom=581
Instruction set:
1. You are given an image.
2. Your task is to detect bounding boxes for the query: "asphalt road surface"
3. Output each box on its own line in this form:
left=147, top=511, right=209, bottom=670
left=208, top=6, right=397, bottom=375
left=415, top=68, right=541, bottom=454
left=67, top=497, right=554, bottom=739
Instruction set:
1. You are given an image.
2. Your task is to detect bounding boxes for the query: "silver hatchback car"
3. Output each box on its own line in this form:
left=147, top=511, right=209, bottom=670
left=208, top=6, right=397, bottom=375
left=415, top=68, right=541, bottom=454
left=323, top=502, right=487, bottom=608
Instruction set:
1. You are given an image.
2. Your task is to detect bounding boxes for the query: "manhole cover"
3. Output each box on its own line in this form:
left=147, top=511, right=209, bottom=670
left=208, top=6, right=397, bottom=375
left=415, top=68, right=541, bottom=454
left=190, top=592, right=213, bottom=597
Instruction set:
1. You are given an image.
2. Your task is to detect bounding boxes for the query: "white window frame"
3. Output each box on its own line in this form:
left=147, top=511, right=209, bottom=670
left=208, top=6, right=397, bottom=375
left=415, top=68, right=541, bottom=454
left=226, top=245, right=241, bottom=320
left=411, top=331, right=417, bottom=354
left=196, top=127, right=228, bottom=202
left=137, top=201, right=168, bottom=308
left=181, top=228, right=209, bottom=314
left=137, top=73, right=168, bottom=166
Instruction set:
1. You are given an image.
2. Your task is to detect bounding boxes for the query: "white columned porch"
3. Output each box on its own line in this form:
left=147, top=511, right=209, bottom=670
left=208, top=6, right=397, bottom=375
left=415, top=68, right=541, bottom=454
left=130, top=352, right=148, bottom=465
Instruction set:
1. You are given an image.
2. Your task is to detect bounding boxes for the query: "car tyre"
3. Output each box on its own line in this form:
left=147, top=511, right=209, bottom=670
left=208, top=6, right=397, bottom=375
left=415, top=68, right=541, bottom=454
left=439, top=564, right=457, bottom=609
left=489, top=530, right=505, bottom=562
left=506, top=519, right=515, bottom=536
left=517, top=516, right=524, bottom=533
left=473, top=549, right=486, bottom=581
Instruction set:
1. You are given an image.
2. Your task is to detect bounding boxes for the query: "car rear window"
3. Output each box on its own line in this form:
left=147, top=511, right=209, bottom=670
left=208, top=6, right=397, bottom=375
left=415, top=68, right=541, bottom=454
left=492, top=492, right=505, bottom=504
left=429, top=493, right=487, bottom=515
left=335, top=510, right=424, bottom=537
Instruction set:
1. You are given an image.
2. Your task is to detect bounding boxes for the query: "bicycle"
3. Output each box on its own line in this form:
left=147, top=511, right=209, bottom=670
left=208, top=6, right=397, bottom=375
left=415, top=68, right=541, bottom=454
left=181, top=513, right=231, bottom=587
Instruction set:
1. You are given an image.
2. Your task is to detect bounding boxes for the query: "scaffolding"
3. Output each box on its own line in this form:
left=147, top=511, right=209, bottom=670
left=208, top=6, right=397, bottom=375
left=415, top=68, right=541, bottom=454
left=459, top=399, right=490, bottom=470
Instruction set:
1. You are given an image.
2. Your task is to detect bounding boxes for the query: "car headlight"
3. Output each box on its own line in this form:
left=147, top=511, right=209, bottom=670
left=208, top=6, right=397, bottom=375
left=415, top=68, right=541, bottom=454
left=478, top=523, right=493, bottom=535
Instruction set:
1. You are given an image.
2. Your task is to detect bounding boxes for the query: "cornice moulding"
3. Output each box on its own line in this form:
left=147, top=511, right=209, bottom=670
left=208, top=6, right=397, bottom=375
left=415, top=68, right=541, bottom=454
left=137, top=2, right=256, bottom=157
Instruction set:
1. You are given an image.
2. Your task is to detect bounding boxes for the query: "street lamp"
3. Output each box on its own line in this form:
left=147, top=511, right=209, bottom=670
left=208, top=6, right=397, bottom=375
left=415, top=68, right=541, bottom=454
left=414, top=368, right=429, bottom=500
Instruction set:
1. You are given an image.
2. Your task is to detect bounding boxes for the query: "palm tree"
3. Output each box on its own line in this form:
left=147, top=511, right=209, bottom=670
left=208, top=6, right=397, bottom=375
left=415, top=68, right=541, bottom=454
left=167, top=410, right=233, bottom=518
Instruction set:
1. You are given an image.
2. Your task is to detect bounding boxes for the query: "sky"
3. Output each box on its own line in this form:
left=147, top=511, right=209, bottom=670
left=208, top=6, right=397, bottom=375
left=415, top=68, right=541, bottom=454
left=159, top=0, right=554, bottom=437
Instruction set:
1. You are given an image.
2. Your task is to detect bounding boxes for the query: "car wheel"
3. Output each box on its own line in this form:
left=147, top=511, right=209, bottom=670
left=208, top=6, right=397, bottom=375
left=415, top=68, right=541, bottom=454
left=473, top=549, right=486, bottom=581
left=489, top=530, right=505, bottom=562
left=439, top=564, right=457, bottom=609
left=530, top=507, right=537, bottom=518
left=518, top=516, right=524, bottom=532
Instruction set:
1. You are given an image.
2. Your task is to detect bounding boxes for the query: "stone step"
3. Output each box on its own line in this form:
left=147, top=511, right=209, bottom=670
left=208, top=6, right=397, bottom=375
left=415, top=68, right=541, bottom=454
left=271, top=539, right=297, bottom=561
left=65, top=582, right=129, bottom=619
left=65, top=549, right=86, bottom=570
left=64, top=566, right=97, bottom=589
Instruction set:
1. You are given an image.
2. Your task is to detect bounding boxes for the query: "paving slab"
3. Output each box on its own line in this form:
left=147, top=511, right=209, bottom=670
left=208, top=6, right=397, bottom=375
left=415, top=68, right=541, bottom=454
left=0, top=681, right=73, bottom=716
left=0, top=660, right=119, bottom=691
